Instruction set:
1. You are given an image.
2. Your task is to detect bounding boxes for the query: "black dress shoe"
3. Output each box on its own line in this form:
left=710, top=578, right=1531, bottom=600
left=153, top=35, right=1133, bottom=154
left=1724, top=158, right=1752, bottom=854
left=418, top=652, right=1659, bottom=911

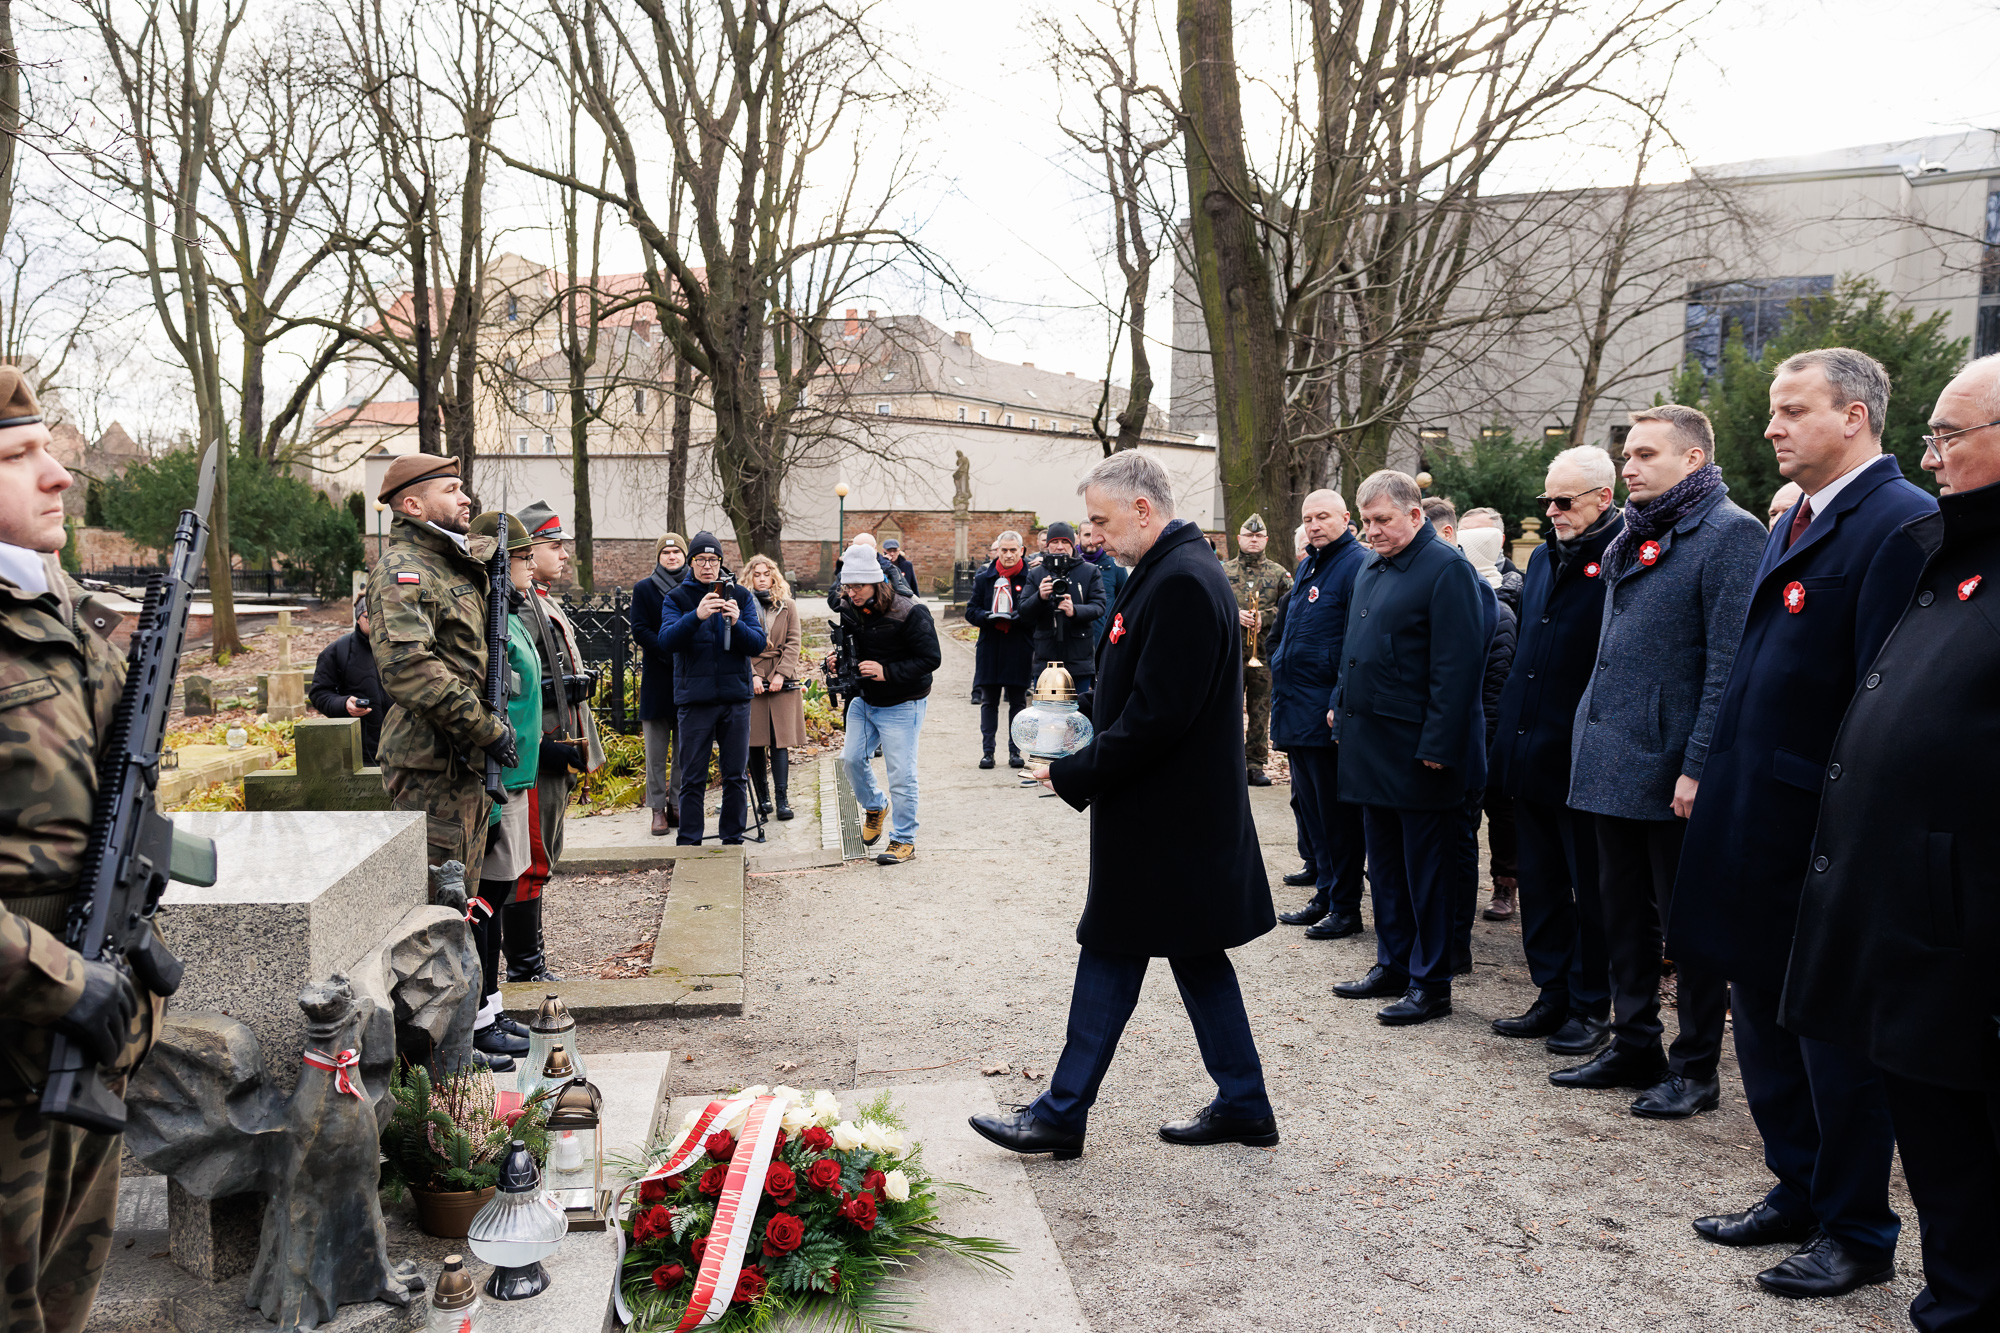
left=1158, top=1103, right=1280, bottom=1147
left=1304, top=911, right=1362, bottom=940
left=1246, top=768, right=1273, bottom=787
left=979, top=755, right=995, bottom=770
left=470, top=1048, right=515, bottom=1074
left=1693, top=1200, right=1817, bottom=1248
left=473, top=1025, right=529, bottom=1057
left=1631, top=1072, right=1720, bottom=1120
left=968, top=1107, right=1084, bottom=1160
left=1008, top=755, right=1025, bottom=769
left=1549, top=1042, right=1668, bottom=1089
left=1334, top=965, right=1409, bottom=999
left=492, top=1015, right=531, bottom=1039
left=1282, top=867, right=1317, bottom=888
left=1278, top=896, right=1330, bottom=926
left=1491, top=994, right=1567, bottom=1039
left=1378, top=986, right=1452, bottom=1026
left=1755, top=1233, right=1894, bottom=1298
left=1545, top=1015, right=1611, bottom=1056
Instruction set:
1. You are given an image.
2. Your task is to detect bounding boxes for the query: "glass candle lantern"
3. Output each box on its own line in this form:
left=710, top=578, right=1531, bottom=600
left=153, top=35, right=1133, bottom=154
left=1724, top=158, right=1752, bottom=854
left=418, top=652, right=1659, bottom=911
left=518, top=994, right=585, bottom=1099
left=428, top=1254, right=483, bottom=1332
left=466, top=1140, right=567, bottom=1300
left=1010, top=663, right=1095, bottom=762
left=545, top=1075, right=606, bottom=1230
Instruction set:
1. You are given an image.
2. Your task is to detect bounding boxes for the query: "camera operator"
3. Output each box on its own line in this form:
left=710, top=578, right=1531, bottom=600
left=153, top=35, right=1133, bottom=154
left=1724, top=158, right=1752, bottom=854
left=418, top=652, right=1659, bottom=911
left=823, top=542, right=941, bottom=865
left=310, top=597, right=385, bottom=764
left=656, top=531, right=765, bottom=845
left=1016, top=521, right=1106, bottom=699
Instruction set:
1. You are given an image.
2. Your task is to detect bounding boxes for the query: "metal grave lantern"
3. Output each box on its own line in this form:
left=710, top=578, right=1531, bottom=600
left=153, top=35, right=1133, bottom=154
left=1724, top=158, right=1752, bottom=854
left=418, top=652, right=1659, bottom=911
left=1010, top=663, right=1094, bottom=762
left=519, top=993, right=586, bottom=1099
left=427, top=1254, right=484, bottom=1332
left=544, top=1073, right=608, bottom=1230
left=466, top=1139, right=568, bottom=1300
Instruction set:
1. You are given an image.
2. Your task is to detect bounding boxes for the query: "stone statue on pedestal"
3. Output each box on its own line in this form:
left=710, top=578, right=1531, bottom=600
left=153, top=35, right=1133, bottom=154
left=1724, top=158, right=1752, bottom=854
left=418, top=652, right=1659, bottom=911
left=953, top=451, right=972, bottom=565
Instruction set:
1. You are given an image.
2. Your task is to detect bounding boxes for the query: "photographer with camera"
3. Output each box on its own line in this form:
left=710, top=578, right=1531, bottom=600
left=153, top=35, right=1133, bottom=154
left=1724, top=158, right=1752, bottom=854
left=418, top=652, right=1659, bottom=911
left=1016, top=521, right=1106, bottom=699
left=655, top=531, right=765, bottom=845
left=824, top=542, right=941, bottom=865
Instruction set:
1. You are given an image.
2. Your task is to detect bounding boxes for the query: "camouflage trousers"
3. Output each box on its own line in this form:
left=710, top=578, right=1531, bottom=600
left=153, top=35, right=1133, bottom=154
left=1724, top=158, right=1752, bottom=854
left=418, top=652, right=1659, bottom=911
left=384, top=764, right=489, bottom=886
left=1244, top=662, right=1273, bottom=770
left=0, top=1106, right=122, bottom=1333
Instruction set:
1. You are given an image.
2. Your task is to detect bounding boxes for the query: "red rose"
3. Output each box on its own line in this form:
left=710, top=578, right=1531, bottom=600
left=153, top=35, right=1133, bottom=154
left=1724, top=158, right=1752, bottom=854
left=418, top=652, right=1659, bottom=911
left=632, top=1204, right=672, bottom=1244
left=826, top=1267, right=841, bottom=1292
left=863, top=1169, right=887, bottom=1202
left=840, top=1191, right=878, bottom=1230
left=663, top=1172, right=685, bottom=1191
left=705, top=1130, right=736, bottom=1160
left=690, top=1236, right=707, bottom=1264
left=806, top=1158, right=842, bottom=1192
left=764, top=1162, right=798, bottom=1206
left=774, top=1128, right=788, bottom=1151
left=638, top=1178, right=670, bottom=1206
left=652, top=1262, right=686, bottom=1290
left=761, top=1212, right=805, bottom=1256
left=732, top=1264, right=767, bottom=1304
left=698, top=1165, right=729, bottom=1197
left=801, top=1127, right=834, bottom=1152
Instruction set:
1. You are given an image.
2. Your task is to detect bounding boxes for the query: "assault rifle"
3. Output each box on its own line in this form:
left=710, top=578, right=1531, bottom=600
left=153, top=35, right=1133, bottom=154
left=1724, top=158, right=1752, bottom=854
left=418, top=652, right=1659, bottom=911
left=41, top=446, right=220, bottom=1134
left=482, top=533, right=510, bottom=802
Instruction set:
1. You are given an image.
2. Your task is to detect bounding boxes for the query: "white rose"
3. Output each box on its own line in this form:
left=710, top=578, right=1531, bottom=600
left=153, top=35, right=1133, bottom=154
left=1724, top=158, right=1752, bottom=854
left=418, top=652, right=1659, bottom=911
left=771, top=1085, right=804, bottom=1108
left=877, top=1129, right=908, bottom=1161
left=830, top=1121, right=865, bottom=1151
left=740, top=1084, right=771, bottom=1100
left=881, top=1169, right=911, bottom=1203
left=858, top=1122, right=891, bottom=1155
left=811, top=1090, right=842, bottom=1127
left=779, top=1100, right=816, bottom=1133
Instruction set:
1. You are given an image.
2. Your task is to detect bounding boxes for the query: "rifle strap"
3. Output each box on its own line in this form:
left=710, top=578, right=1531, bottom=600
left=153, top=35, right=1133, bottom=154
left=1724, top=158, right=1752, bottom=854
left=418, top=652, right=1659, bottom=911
left=5, top=891, right=72, bottom=933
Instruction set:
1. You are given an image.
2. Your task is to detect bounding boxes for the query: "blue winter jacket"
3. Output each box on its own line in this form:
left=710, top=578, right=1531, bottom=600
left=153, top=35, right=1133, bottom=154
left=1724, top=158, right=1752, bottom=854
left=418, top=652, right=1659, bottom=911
left=1268, top=531, right=1366, bottom=750
left=657, top=578, right=767, bottom=707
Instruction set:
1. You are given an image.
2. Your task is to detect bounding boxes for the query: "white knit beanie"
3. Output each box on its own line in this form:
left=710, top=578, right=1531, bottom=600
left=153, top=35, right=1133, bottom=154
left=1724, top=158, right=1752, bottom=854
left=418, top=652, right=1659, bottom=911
left=838, top=543, right=883, bottom=584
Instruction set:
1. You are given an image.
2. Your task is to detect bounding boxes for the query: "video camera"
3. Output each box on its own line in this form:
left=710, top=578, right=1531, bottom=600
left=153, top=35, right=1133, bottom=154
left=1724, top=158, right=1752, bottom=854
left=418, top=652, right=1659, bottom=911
left=1042, top=551, right=1082, bottom=611
left=822, top=620, right=864, bottom=706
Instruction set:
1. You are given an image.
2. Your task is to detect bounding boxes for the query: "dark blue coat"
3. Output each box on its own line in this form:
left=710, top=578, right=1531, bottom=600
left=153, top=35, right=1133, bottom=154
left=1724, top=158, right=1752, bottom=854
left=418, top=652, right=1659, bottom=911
left=1333, top=521, right=1489, bottom=809
left=631, top=568, right=683, bottom=722
left=657, top=578, right=766, bottom=707
left=1490, top=509, right=1625, bottom=804
left=1049, top=520, right=1273, bottom=956
left=966, top=561, right=1035, bottom=689
left=1669, top=455, right=1935, bottom=987
left=1269, top=532, right=1366, bottom=750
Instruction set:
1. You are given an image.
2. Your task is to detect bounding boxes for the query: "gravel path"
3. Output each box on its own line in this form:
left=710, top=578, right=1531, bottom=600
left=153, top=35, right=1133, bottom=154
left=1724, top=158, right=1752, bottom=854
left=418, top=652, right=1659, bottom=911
left=582, top=624, right=1914, bottom=1333
left=542, top=866, right=673, bottom=979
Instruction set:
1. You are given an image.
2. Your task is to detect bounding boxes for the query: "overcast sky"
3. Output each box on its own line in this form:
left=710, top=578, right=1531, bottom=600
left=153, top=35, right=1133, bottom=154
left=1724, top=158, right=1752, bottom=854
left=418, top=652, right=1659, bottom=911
left=850, top=0, right=2000, bottom=415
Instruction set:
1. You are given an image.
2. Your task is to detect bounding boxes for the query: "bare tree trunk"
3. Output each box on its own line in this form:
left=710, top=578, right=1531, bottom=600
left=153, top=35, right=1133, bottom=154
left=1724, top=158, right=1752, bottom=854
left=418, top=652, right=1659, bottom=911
left=0, top=0, right=19, bottom=270
left=668, top=355, right=691, bottom=538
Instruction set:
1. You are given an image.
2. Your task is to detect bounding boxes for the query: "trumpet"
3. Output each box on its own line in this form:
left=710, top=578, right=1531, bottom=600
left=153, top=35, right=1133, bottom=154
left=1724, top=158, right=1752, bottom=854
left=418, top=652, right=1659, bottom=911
left=1246, top=583, right=1264, bottom=668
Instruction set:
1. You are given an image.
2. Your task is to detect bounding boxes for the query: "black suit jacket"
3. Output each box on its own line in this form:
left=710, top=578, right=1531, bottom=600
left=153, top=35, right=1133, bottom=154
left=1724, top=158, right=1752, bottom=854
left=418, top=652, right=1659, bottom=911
left=1050, top=521, right=1274, bottom=956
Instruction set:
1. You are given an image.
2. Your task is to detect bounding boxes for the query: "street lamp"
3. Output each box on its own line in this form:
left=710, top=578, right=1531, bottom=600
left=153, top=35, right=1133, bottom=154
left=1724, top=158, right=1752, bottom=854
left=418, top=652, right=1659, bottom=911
left=834, top=480, right=849, bottom=550
left=373, top=500, right=387, bottom=560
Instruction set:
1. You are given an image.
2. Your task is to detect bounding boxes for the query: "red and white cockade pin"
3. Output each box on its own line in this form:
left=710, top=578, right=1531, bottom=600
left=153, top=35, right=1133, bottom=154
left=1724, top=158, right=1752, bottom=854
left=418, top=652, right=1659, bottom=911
left=1959, top=575, right=1982, bottom=601
left=1638, top=540, right=1661, bottom=566
left=1783, top=581, right=1805, bottom=614
left=1583, top=561, right=1601, bottom=578
left=1307, top=585, right=1321, bottom=602
left=1108, top=612, right=1126, bottom=643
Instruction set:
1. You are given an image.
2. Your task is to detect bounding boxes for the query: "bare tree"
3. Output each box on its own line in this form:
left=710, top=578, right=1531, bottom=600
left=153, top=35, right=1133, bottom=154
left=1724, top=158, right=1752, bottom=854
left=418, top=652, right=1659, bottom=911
left=1040, top=0, right=1178, bottom=454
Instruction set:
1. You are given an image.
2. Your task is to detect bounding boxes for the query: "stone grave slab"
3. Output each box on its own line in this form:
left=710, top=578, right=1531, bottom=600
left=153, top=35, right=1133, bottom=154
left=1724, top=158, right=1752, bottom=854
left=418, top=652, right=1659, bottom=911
left=157, top=744, right=279, bottom=808
left=164, top=811, right=426, bottom=1094
left=243, top=717, right=391, bottom=812
left=183, top=674, right=215, bottom=716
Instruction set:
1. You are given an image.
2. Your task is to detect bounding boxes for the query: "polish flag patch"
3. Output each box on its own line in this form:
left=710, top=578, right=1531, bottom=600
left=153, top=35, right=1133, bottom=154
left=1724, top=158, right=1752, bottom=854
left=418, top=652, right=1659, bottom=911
left=1960, top=575, right=1982, bottom=601
left=396, top=571, right=421, bottom=585
left=1584, top=562, right=1600, bottom=578
left=1638, top=541, right=1661, bottom=566
left=1784, top=581, right=1805, bottom=614
left=1108, top=613, right=1126, bottom=643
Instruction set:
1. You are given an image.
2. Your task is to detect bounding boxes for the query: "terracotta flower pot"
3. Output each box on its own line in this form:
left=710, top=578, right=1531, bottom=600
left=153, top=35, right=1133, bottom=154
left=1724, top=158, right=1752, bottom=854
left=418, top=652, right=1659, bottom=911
left=411, top=1184, right=495, bottom=1239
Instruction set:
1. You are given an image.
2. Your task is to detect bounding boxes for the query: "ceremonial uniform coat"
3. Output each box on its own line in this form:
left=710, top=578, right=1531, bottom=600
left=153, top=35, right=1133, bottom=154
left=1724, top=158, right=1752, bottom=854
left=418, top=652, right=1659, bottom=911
left=1050, top=521, right=1274, bottom=956
left=1223, top=551, right=1293, bottom=769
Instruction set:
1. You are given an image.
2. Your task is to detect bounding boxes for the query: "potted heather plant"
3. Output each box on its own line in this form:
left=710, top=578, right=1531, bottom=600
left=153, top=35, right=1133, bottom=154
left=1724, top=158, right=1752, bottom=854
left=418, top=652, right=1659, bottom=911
left=381, top=1061, right=553, bottom=1238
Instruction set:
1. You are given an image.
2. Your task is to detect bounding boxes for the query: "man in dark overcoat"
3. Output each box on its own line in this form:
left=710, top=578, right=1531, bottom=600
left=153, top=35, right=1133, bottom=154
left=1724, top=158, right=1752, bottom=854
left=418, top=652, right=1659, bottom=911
left=970, top=452, right=1277, bottom=1159
left=1559, top=405, right=1765, bottom=1119
left=1330, top=469, right=1488, bottom=1027
left=1783, top=353, right=2000, bottom=1332
left=966, top=529, right=1035, bottom=769
left=1490, top=446, right=1623, bottom=1057
left=1668, top=349, right=1932, bottom=1297
left=1269, top=489, right=1369, bottom=938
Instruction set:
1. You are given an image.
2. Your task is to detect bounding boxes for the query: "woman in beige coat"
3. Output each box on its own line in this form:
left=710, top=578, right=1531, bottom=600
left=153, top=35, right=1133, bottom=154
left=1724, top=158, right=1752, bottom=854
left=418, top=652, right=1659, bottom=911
left=746, top=555, right=806, bottom=819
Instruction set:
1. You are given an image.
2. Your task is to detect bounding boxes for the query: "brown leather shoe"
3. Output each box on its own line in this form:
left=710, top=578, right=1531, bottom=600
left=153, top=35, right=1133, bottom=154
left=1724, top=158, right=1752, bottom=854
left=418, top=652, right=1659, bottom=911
left=651, top=808, right=671, bottom=837
left=1483, top=881, right=1517, bottom=920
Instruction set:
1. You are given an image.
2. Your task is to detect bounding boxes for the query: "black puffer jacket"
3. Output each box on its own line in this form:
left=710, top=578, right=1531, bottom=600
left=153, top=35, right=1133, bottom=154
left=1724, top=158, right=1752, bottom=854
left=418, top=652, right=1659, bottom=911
left=1016, top=558, right=1107, bottom=676
left=310, top=624, right=386, bottom=764
left=1481, top=593, right=1517, bottom=746
left=838, top=591, right=941, bottom=707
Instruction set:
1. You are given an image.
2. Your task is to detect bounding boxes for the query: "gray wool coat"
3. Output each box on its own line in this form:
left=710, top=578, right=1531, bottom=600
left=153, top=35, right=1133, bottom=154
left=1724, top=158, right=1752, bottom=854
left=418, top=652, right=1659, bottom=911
left=1567, top=485, right=1766, bottom=822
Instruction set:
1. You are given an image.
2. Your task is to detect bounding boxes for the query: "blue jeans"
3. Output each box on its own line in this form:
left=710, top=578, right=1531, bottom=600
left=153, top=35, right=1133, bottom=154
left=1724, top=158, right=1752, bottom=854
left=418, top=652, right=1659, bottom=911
left=841, top=697, right=928, bottom=843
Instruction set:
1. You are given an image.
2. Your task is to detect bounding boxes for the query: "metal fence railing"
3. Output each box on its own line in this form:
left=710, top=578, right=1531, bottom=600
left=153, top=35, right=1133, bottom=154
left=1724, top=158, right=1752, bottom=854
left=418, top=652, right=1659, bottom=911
left=82, top=565, right=319, bottom=598
left=560, top=589, right=640, bottom=736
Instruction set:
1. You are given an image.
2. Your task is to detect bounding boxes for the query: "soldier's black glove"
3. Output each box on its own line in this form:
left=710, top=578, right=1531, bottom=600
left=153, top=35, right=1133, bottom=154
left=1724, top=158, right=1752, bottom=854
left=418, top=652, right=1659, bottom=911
left=52, top=959, right=141, bottom=1069
left=538, top=739, right=584, bottom=776
left=484, top=724, right=520, bottom=771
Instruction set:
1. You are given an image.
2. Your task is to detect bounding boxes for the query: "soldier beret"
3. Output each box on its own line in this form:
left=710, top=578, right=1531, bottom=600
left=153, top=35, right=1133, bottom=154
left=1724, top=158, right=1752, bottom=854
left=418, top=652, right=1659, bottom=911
left=516, top=499, right=567, bottom=542
left=377, top=453, right=460, bottom=503
left=469, top=510, right=532, bottom=551
left=1239, top=513, right=1266, bottom=534
left=0, top=366, right=45, bottom=429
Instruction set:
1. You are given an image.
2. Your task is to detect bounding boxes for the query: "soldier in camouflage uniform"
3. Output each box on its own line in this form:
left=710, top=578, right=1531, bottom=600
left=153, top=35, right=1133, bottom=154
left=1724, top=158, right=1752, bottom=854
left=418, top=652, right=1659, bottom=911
left=364, top=455, right=516, bottom=888
left=1223, top=513, right=1293, bottom=786
left=0, top=368, right=155, bottom=1333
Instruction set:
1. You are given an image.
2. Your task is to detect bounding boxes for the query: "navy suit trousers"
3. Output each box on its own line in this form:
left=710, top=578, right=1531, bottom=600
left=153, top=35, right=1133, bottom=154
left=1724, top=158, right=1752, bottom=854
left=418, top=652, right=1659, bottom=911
left=1031, top=947, right=1271, bottom=1134
left=1288, top=747, right=1365, bottom=914
left=1449, top=789, right=1485, bottom=974
left=1515, top=799, right=1609, bottom=1019
left=1731, top=982, right=1899, bottom=1261
left=1884, top=1073, right=2000, bottom=1332
left=1363, top=805, right=1456, bottom=987
left=1595, top=814, right=1727, bottom=1078
left=675, top=701, right=751, bottom=844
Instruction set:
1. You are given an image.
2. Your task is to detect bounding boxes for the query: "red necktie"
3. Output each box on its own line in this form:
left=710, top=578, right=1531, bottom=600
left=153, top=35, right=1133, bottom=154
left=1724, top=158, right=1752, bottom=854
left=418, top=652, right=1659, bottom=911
left=1787, top=497, right=1813, bottom=549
